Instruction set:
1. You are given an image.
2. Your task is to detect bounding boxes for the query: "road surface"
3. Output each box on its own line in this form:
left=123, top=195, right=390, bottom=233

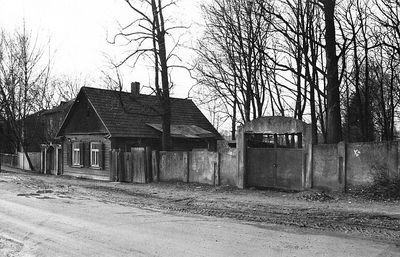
left=0, top=177, right=399, bottom=256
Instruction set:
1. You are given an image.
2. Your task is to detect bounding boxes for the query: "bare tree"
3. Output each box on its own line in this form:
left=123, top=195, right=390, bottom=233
left=195, top=0, right=278, bottom=139
left=0, top=25, right=52, bottom=169
left=110, top=0, right=186, bottom=150
left=53, top=74, right=90, bottom=102
left=100, top=55, right=124, bottom=91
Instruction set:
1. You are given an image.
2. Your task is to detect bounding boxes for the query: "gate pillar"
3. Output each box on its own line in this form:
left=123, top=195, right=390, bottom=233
left=237, top=126, right=246, bottom=189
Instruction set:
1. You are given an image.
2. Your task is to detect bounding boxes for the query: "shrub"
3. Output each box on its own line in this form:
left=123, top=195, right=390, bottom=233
left=360, top=167, right=400, bottom=200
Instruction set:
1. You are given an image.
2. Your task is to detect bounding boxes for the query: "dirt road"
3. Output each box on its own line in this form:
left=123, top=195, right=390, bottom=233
left=0, top=169, right=399, bottom=256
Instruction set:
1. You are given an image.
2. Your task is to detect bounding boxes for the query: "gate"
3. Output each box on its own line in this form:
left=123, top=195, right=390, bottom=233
left=246, top=148, right=303, bottom=190
left=111, top=147, right=150, bottom=183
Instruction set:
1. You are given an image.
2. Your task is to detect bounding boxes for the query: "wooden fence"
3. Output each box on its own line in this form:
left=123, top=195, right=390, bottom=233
left=110, top=147, right=152, bottom=183
left=0, top=152, right=40, bottom=171
left=0, top=153, right=18, bottom=168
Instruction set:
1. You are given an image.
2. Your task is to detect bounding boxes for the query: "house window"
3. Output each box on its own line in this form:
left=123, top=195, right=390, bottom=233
left=90, top=142, right=100, bottom=168
left=72, top=142, right=80, bottom=166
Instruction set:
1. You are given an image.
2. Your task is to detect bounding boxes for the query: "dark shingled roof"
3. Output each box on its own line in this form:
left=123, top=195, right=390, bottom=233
left=61, top=87, right=221, bottom=139
left=42, top=100, right=74, bottom=116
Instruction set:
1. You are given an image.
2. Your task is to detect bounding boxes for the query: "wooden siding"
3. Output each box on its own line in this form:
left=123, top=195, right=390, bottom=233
left=62, top=135, right=111, bottom=180
left=111, top=137, right=216, bottom=152
left=63, top=94, right=107, bottom=134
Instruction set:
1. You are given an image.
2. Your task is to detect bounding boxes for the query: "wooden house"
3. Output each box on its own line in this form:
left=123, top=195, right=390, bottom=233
left=40, top=101, right=73, bottom=174
left=56, top=84, right=221, bottom=180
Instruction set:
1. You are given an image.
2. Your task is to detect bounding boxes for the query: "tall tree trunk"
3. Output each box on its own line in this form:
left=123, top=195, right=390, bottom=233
left=153, top=0, right=171, bottom=150
left=323, top=0, right=342, bottom=143
left=232, top=81, right=237, bottom=140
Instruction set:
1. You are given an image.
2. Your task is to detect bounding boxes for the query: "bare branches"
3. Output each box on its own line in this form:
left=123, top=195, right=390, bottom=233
left=0, top=24, right=55, bottom=168
left=108, top=0, right=187, bottom=150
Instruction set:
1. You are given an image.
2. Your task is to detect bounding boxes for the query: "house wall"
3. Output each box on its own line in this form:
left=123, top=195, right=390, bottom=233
left=63, top=95, right=107, bottom=134
left=112, top=137, right=216, bottom=152
left=112, top=137, right=160, bottom=152
left=24, top=113, right=47, bottom=152
left=173, top=138, right=217, bottom=151
left=62, top=134, right=111, bottom=180
left=24, top=102, right=72, bottom=153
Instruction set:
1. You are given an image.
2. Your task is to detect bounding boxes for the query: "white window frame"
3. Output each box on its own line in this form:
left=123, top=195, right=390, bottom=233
left=90, top=142, right=100, bottom=168
left=72, top=142, right=80, bottom=166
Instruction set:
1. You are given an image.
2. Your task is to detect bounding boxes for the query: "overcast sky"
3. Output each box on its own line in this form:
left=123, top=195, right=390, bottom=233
left=0, top=0, right=205, bottom=97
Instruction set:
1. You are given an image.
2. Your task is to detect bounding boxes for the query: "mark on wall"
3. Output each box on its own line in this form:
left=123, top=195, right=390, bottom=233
left=353, top=149, right=360, bottom=157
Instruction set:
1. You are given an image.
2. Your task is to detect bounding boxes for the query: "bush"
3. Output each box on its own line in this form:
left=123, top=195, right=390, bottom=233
left=359, top=167, right=400, bottom=200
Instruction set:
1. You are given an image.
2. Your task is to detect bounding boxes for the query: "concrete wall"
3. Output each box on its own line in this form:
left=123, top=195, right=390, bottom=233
left=155, top=139, right=400, bottom=190
left=156, top=147, right=238, bottom=186
left=189, top=150, right=218, bottom=185
left=240, top=116, right=312, bottom=149
left=219, top=148, right=238, bottom=186
left=159, top=151, right=188, bottom=182
left=28, top=152, right=41, bottom=171
left=312, top=144, right=342, bottom=191
left=346, top=141, right=399, bottom=188
left=18, top=152, right=41, bottom=171
left=312, top=141, right=400, bottom=191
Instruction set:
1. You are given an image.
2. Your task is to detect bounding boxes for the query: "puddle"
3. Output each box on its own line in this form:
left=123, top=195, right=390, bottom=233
left=57, top=195, right=72, bottom=199
left=36, top=196, right=55, bottom=200
left=36, top=189, right=53, bottom=194
left=17, top=193, right=40, bottom=197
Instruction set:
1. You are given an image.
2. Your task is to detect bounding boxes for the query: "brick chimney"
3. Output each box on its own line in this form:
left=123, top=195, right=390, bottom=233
left=131, top=82, right=140, bottom=96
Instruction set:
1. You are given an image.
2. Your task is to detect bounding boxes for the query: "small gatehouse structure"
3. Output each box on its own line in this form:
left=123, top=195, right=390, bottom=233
left=237, top=116, right=312, bottom=190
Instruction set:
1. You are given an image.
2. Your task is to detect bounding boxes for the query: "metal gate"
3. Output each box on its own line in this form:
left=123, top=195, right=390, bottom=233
left=246, top=147, right=304, bottom=190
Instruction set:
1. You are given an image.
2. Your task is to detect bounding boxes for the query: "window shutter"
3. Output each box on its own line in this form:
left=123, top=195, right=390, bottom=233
left=66, top=142, right=72, bottom=166
left=99, top=143, right=104, bottom=169
left=79, top=142, right=84, bottom=166
left=84, top=142, right=90, bottom=167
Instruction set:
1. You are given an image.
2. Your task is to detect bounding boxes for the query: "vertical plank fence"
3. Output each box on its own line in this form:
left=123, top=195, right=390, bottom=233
left=110, top=147, right=151, bottom=183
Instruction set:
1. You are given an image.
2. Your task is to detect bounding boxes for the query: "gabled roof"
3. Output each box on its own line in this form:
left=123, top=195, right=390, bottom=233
left=42, top=100, right=74, bottom=116
left=58, top=87, right=221, bottom=139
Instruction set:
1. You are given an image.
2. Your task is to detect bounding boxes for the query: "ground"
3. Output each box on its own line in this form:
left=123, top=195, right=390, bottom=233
left=0, top=167, right=399, bottom=256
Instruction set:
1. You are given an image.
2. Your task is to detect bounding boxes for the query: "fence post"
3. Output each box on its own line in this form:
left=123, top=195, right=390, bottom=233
left=337, top=141, right=347, bottom=192
left=305, top=143, right=313, bottom=189
left=184, top=151, right=189, bottom=183
left=237, top=127, right=246, bottom=189
left=397, top=141, right=400, bottom=177
left=110, top=150, right=114, bottom=181
left=117, top=149, right=123, bottom=182
left=152, top=150, right=159, bottom=182
left=145, top=147, right=152, bottom=183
